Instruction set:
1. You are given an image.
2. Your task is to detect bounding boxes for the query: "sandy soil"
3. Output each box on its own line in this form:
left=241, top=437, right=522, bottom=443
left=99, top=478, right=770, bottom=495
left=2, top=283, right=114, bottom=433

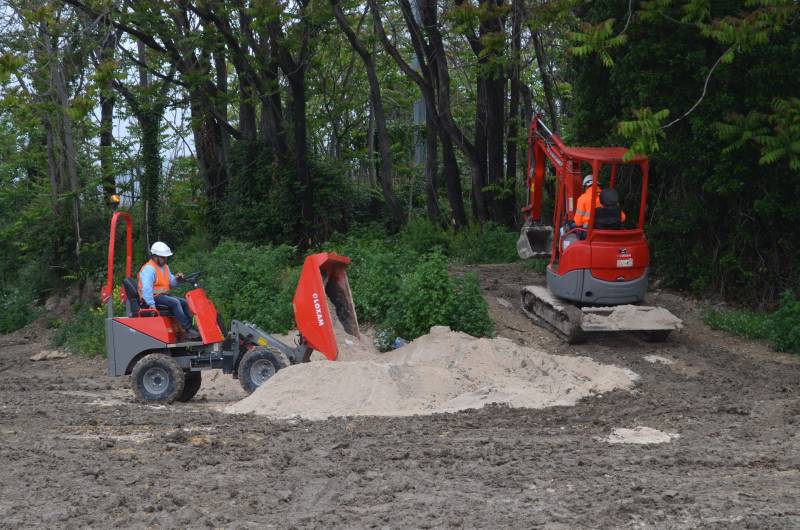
left=1, top=262, right=799, bottom=528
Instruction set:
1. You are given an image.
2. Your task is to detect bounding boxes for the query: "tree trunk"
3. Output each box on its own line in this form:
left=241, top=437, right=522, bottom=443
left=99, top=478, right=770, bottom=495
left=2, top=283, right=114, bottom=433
left=139, top=109, right=161, bottom=244
left=439, top=129, right=467, bottom=228
left=506, top=0, right=521, bottom=200
left=99, top=21, right=116, bottom=204
left=287, top=73, right=313, bottom=245
left=473, top=76, right=489, bottom=221
left=532, top=31, right=559, bottom=134
left=48, top=30, right=81, bottom=267
left=424, top=112, right=443, bottom=225
left=332, top=0, right=404, bottom=229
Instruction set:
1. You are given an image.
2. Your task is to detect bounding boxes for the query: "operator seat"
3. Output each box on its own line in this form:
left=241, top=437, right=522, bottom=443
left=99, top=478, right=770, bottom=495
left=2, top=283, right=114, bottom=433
left=121, top=278, right=172, bottom=317
left=595, top=188, right=623, bottom=230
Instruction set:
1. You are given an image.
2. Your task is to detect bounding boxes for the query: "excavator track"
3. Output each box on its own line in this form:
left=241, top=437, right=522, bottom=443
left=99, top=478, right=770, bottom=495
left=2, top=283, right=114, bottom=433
left=521, top=286, right=585, bottom=344
left=521, top=285, right=682, bottom=343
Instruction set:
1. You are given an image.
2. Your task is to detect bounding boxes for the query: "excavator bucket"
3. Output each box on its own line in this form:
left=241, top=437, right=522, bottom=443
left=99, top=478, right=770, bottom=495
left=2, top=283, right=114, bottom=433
left=517, top=222, right=553, bottom=259
left=292, top=252, right=359, bottom=361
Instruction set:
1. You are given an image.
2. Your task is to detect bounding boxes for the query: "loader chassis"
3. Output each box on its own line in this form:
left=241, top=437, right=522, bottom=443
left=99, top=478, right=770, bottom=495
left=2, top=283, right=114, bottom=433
left=101, top=211, right=358, bottom=402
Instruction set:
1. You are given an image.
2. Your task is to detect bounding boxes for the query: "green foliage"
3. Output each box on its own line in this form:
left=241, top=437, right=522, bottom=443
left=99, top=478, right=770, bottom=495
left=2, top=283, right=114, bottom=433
left=173, top=241, right=298, bottom=333
left=569, top=0, right=800, bottom=305
left=717, top=97, right=800, bottom=170
left=450, top=273, right=494, bottom=337
left=393, top=252, right=459, bottom=338
left=0, top=287, right=37, bottom=333
left=52, top=306, right=106, bottom=357
left=704, top=307, right=771, bottom=340
left=769, top=292, right=800, bottom=353
left=392, top=252, right=493, bottom=339
left=449, top=222, right=520, bottom=264
left=617, top=107, right=670, bottom=159
left=569, top=19, right=628, bottom=67
left=219, top=140, right=375, bottom=245
left=328, top=224, right=497, bottom=340
left=705, top=291, right=800, bottom=354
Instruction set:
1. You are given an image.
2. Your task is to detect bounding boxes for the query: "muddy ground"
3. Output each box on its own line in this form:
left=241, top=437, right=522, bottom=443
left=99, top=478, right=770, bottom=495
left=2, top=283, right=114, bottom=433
left=1, top=263, right=798, bottom=529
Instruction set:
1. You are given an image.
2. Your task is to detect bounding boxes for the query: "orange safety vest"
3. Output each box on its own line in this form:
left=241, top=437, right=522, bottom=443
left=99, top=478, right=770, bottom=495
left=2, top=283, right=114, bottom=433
left=138, top=259, right=171, bottom=299
left=573, top=188, right=626, bottom=227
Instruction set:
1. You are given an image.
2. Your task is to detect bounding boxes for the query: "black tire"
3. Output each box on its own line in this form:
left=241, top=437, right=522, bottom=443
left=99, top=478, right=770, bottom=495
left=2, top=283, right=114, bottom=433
left=641, top=329, right=672, bottom=342
left=131, top=353, right=185, bottom=403
left=237, top=346, right=288, bottom=394
left=176, top=371, right=202, bottom=402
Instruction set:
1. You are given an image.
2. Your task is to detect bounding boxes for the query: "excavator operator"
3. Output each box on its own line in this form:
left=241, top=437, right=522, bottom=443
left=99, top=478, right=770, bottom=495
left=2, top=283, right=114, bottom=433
left=573, top=174, right=626, bottom=230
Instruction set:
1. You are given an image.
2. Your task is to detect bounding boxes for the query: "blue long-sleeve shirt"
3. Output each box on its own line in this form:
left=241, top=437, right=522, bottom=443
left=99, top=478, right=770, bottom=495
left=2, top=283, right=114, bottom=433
left=139, top=263, right=179, bottom=307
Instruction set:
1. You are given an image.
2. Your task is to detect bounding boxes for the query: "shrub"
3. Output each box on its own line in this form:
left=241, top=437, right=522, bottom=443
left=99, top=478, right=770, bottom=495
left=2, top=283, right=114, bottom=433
left=704, top=308, right=771, bottom=340
left=704, top=292, right=800, bottom=354
left=398, top=218, right=451, bottom=255
left=0, top=287, right=36, bottom=333
left=52, top=305, right=106, bottom=357
left=450, top=273, right=494, bottom=337
left=174, top=241, right=298, bottom=333
left=391, top=252, right=494, bottom=339
left=768, top=292, right=800, bottom=354
left=393, top=251, right=458, bottom=338
left=449, top=222, right=520, bottom=264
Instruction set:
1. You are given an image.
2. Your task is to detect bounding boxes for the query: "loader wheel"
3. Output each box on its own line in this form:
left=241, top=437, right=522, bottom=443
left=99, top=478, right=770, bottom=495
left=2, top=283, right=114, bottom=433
left=176, top=371, right=202, bottom=402
left=238, top=346, right=287, bottom=394
left=131, top=353, right=185, bottom=403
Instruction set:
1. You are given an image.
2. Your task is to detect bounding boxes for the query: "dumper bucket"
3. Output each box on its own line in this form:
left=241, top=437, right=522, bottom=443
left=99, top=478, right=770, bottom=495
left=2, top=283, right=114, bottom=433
left=517, top=222, right=553, bottom=259
left=293, top=252, right=360, bottom=361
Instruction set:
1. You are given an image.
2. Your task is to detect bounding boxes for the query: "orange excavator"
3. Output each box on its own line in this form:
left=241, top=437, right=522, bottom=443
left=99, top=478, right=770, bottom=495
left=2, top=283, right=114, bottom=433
left=516, top=116, right=681, bottom=342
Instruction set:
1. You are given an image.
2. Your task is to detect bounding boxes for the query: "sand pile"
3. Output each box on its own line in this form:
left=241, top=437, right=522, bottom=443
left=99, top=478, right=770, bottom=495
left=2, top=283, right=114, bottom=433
left=226, top=326, right=635, bottom=420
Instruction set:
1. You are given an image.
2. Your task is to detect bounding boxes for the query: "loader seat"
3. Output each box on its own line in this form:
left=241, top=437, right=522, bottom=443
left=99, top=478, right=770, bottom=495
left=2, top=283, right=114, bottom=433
left=121, top=278, right=172, bottom=317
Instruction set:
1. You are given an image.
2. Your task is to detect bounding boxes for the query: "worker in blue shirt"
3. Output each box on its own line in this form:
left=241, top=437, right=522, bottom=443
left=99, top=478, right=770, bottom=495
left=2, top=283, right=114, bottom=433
left=138, top=242, right=200, bottom=340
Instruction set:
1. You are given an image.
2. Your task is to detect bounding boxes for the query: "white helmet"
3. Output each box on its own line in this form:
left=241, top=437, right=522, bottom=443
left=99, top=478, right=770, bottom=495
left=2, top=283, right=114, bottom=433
left=582, top=174, right=594, bottom=187
left=150, top=241, right=173, bottom=257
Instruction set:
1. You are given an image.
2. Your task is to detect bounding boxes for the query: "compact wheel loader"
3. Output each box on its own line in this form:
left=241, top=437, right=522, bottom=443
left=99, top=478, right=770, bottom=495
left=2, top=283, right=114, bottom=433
left=102, top=212, right=359, bottom=403
left=517, top=116, right=682, bottom=343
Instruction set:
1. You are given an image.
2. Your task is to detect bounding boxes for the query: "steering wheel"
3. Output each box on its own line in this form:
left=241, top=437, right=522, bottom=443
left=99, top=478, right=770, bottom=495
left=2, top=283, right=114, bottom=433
left=182, top=271, right=203, bottom=284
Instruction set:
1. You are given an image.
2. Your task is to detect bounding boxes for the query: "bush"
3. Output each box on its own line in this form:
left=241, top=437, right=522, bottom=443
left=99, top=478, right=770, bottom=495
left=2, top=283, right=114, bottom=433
left=0, top=287, right=36, bottom=333
left=173, top=240, right=298, bottom=333
left=52, top=306, right=106, bottom=357
left=768, top=292, right=800, bottom=354
left=393, top=252, right=459, bottom=338
left=704, top=291, right=800, bottom=354
left=704, top=308, right=771, bottom=340
left=392, top=252, right=494, bottom=339
left=449, top=222, right=520, bottom=264
left=328, top=231, right=495, bottom=341
left=396, top=218, right=520, bottom=264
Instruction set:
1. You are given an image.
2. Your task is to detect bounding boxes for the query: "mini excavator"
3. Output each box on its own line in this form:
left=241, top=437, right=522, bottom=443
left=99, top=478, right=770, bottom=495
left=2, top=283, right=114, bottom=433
left=516, top=116, right=682, bottom=343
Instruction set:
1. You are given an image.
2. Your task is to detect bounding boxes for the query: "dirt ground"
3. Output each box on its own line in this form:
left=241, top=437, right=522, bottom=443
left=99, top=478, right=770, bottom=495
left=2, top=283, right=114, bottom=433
left=1, top=263, right=798, bottom=529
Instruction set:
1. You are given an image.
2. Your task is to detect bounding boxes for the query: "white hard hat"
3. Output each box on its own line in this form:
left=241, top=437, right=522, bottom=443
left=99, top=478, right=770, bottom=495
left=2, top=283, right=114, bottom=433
left=582, top=174, right=594, bottom=187
left=150, top=241, right=173, bottom=257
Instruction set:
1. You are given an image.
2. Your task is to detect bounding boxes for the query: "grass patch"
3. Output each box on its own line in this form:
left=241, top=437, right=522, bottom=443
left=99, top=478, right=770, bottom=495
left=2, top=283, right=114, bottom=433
left=51, top=305, right=106, bottom=357
left=704, top=291, right=800, bottom=354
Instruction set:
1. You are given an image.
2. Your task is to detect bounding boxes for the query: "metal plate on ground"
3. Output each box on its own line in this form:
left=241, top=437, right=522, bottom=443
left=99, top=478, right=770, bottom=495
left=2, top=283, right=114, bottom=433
left=580, top=305, right=683, bottom=332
